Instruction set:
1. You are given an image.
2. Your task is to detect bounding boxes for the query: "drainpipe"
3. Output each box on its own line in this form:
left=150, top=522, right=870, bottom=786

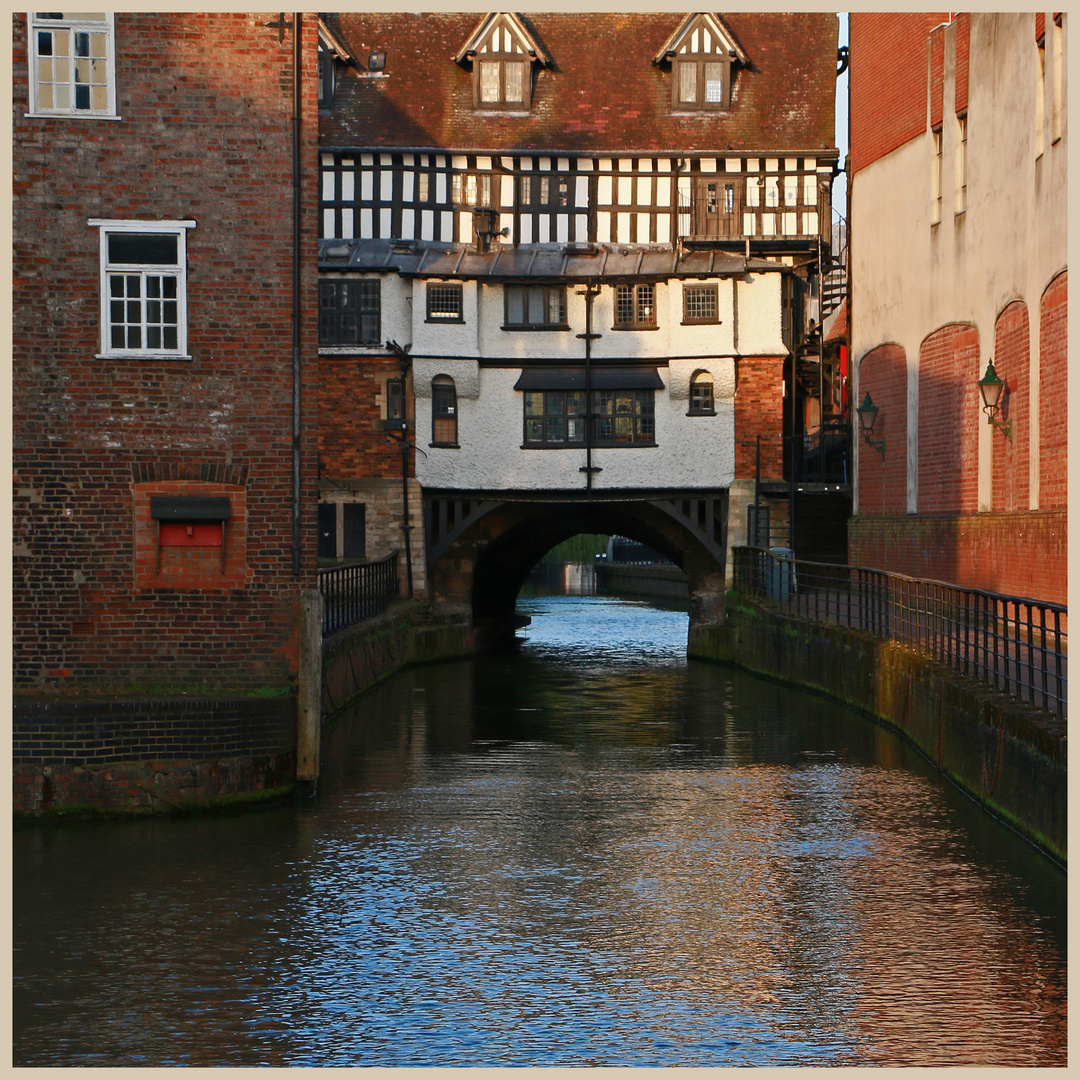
left=577, top=284, right=602, bottom=494
left=291, top=12, right=303, bottom=575
left=386, top=340, right=414, bottom=598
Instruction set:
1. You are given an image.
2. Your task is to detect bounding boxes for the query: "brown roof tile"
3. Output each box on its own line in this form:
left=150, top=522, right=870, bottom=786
left=320, top=12, right=838, bottom=155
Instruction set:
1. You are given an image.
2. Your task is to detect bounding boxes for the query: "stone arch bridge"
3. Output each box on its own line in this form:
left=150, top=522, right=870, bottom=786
left=423, top=489, right=728, bottom=640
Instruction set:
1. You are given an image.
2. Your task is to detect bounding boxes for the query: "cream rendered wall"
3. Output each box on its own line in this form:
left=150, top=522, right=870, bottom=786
left=414, top=366, right=736, bottom=492
left=851, top=12, right=1067, bottom=513
left=405, top=270, right=783, bottom=493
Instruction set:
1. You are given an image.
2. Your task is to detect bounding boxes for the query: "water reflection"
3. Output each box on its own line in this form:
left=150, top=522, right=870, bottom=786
left=13, top=594, right=1066, bottom=1067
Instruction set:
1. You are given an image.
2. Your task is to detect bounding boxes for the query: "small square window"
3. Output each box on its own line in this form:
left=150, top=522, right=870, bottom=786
left=682, top=285, right=719, bottom=324
left=28, top=12, right=116, bottom=118
left=614, top=283, right=657, bottom=329
left=427, top=283, right=464, bottom=322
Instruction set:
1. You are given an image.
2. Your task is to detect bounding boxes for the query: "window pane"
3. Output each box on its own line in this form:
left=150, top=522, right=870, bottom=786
left=317, top=503, right=336, bottom=559
left=525, top=417, right=544, bottom=442
left=504, top=61, right=523, bottom=102
left=546, top=416, right=566, bottom=443
left=342, top=504, right=365, bottom=559
left=507, top=286, right=524, bottom=324
left=108, top=233, right=178, bottom=266
left=615, top=285, right=634, bottom=324
left=680, top=62, right=697, bottom=103
left=527, top=287, right=545, bottom=324
left=524, top=392, right=543, bottom=417
left=705, top=63, right=724, bottom=103
left=480, top=61, right=500, bottom=102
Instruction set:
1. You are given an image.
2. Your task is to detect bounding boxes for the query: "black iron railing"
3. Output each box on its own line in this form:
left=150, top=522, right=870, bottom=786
left=733, top=547, right=1068, bottom=719
left=319, top=552, right=399, bottom=635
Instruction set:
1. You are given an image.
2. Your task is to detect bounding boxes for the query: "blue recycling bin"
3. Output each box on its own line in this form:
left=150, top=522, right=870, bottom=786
left=768, top=546, right=795, bottom=600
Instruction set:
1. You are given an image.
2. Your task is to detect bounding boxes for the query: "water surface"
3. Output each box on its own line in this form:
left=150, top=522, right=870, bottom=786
left=13, top=593, right=1066, bottom=1066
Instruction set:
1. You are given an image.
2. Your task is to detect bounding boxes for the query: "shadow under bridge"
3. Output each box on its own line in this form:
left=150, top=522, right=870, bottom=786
left=423, top=490, right=729, bottom=641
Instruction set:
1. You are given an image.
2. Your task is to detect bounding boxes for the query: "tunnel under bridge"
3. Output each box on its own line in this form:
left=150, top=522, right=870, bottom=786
left=423, top=489, right=728, bottom=643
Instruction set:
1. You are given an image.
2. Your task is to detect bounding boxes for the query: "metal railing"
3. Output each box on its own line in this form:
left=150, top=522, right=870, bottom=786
left=733, top=547, right=1067, bottom=719
left=319, top=552, right=399, bottom=635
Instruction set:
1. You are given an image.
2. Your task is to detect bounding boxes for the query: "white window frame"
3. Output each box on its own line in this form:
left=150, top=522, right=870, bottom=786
left=27, top=12, right=119, bottom=119
left=90, top=219, right=196, bottom=359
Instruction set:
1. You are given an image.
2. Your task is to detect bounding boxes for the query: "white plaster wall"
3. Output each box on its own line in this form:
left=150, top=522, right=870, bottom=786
left=851, top=12, right=1068, bottom=512
left=734, top=275, right=785, bottom=354
left=415, top=365, right=736, bottom=492
left=410, top=279, right=481, bottom=357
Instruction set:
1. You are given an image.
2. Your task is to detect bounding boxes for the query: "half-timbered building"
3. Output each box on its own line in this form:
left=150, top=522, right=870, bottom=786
left=316, top=12, right=841, bottom=626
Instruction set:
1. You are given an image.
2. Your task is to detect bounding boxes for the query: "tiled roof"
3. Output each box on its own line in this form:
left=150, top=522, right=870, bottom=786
left=318, top=238, right=786, bottom=280
left=320, top=12, right=838, bottom=155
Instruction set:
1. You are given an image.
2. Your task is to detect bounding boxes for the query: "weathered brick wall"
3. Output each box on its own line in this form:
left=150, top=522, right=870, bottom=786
left=1039, top=272, right=1067, bottom=509
left=848, top=510, right=1067, bottom=605
left=918, top=324, right=980, bottom=513
left=12, top=13, right=321, bottom=693
left=734, top=356, right=785, bottom=480
left=992, top=301, right=1031, bottom=513
left=855, top=344, right=907, bottom=514
left=849, top=12, right=950, bottom=175
left=319, top=353, right=411, bottom=480
left=13, top=695, right=296, bottom=814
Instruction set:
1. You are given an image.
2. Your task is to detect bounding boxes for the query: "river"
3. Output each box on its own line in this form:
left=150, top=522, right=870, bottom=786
left=12, top=589, right=1067, bottom=1066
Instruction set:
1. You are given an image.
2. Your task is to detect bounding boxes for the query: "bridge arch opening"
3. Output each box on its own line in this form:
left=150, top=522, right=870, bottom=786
left=424, top=495, right=729, bottom=644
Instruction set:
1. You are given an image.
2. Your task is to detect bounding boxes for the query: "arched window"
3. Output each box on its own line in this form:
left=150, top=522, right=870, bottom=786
left=689, top=371, right=715, bottom=415
left=431, top=376, right=458, bottom=446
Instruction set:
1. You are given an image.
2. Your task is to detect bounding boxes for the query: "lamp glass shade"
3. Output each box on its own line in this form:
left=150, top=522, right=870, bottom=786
left=856, top=391, right=878, bottom=433
left=978, top=361, right=1005, bottom=411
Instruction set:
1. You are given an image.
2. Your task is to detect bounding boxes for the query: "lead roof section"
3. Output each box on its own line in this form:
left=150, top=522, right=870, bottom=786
left=318, top=238, right=785, bottom=280
left=320, top=12, right=838, bottom=155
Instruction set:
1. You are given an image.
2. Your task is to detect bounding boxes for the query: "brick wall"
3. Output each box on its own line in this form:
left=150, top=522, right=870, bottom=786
left=855, top=344, right=907, bottom=514
left=918, top=324, right=980, bottom=513
left=734, top=355, right=785, bottom=480
left=13, top=695, right=296, bottom=814
left=850, top=13, right=949, bottom=175
left=992, top=301, right=1031, bottom=513
left=1039, top=271, right=1067, bottom=509
left=848, top=510, right=1067, bottom=605
left=954, top=13, right=971, bottom=114
left=12, top=13, right=321, bottom=693
left=319, top=353, right=412, bottom=480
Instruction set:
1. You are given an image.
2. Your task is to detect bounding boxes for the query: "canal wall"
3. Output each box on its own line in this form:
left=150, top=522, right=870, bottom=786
left=13, top=695, right=297, bottom=818
left=320, top=601, right=474, bottom=717
left=689, top=600, right=1067, bottom=865
left=595, top=563, right=689, bottom=601
left=13, top=601, right=474, bottom=819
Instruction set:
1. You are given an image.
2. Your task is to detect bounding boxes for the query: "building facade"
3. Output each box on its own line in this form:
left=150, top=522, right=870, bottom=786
left=848, top=12, right=1067, bottom=603
left=316, top=12, right=841, bottom=623
left=12, top=13, right=320, bottom=809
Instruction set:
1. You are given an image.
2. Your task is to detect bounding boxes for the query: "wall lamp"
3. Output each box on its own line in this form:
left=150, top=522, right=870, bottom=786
left=856, top=391, right=885, bottom=459
left=977, top=359, right=1012, bottom=440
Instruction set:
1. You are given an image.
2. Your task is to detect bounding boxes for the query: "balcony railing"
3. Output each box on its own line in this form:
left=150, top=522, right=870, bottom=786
left=319, top=552, right=399, bottom=636
left=732, top=547, right=1067, bottom=719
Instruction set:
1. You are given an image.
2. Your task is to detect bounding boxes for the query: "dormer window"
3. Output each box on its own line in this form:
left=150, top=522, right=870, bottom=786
left=654, top=13, right=748, bottom=113
left=455, top=12, right=550, bottom=111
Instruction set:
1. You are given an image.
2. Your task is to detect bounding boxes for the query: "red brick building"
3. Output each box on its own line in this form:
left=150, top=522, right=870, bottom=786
left=848, top=13, right=1067, bottom=604
left=12, top=13, right=320, bottom=809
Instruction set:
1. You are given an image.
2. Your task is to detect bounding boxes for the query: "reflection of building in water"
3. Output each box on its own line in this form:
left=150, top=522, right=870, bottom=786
left=563, top=562, right=597, bottom=595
